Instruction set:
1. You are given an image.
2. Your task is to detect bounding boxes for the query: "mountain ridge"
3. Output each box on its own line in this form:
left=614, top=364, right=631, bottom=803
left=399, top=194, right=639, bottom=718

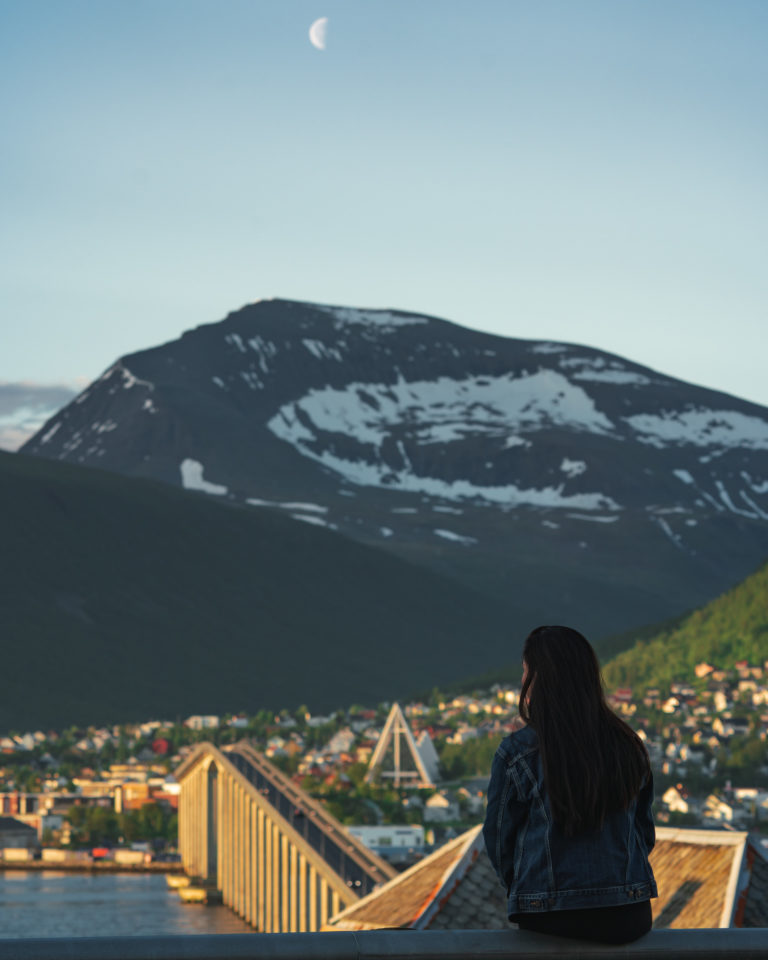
left=22, top=298, right=768, bottom=641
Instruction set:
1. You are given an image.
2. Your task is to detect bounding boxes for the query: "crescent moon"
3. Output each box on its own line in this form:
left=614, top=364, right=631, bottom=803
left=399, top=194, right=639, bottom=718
left=309, top=17, right=328, bottom=51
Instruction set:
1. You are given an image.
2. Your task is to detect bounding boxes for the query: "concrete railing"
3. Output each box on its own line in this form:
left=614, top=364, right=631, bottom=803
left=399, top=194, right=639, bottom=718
left=1, top=929, right=767, bottom=960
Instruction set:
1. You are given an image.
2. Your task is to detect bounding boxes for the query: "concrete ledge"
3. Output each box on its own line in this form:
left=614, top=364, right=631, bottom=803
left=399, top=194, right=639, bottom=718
left=0, top=929, right=767, bottom=960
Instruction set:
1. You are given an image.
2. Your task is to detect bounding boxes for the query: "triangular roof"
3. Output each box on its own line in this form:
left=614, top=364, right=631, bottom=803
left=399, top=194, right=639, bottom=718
left=327, top=823, right=761, bottom=932
left=651, top=827, right=748, bottom=929
left=325, top=826, right=508, bottom=930
left=364, top=703, right=435, bottom=788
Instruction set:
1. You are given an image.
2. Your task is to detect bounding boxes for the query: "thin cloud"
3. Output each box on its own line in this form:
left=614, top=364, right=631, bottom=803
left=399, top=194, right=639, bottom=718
left=0, top=382, right=78, bottom=451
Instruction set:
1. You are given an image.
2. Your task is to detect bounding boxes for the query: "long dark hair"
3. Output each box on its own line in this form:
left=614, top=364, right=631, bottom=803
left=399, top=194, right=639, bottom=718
left=519, top=625, right=650, bottom=836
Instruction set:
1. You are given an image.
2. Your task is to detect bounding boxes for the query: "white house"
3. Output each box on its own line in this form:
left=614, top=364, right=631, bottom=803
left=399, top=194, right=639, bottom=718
left=184, top=715, right=220, bottom=730
left=346, top=825, right=425, bottom=857
left=325, top=728, right=356, bottom=756
left=662, top=786, right=689, bottom=814
left=424, top=792, right=460, bottom=822
left=704, top=794, right=734, bottom=822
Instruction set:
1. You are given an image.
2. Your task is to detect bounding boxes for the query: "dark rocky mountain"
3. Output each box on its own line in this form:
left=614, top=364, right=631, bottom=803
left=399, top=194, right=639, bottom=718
left=0, top=450, right=511, bottom=731
left=23, top=299, right=768, bottom=640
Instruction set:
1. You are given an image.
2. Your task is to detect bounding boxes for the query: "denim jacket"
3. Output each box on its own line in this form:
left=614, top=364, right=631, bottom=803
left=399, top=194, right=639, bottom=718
left=483, top=724, right=657, bottom=915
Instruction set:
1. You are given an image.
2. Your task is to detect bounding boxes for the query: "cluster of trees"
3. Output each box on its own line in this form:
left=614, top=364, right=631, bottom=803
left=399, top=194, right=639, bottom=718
left=437, top=736, right=498, bottom=782
left=64, top=802, right=177, bottom=848
left=295, top=763, right=420, bottom=826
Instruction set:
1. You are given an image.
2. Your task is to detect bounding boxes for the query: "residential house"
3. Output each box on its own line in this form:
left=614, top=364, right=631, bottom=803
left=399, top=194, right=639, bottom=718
left=704, top=794, right=735, bottom=823
left=456, top=786, right=485, bottom=817
left=446, top=725, right=478, bottom=746
left=346, top=825, right=425, bottom=861
left=0, top=816, right=40, bottom=852
left=713, top=691, right=730, bottom=712
left=424, top=792, right=460, bottom=823
left=325, top=728, right=356, bottom=757
left=184, top=715, right=220, bottom=730
left=662, top=786, right=690, bottom=814
left=265, top=736, right=288, bottom=758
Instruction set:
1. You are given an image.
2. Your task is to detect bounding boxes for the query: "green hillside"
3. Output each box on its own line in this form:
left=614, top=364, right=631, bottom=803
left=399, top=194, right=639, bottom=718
left=603, top=560, right=768, bottom=691
left=0, top=451, right=513, bottom=731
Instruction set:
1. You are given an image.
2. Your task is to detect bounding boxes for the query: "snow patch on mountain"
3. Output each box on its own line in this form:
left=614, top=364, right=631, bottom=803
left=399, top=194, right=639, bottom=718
left=180, top=459, right=228, bottom=495
left=114, top=363, right=154, bottom=391
left=573, top=370, right=650, bottom=385
left=434, top=529, right=478, bottom=545
left=265, top=437, right=620, bottom=509
left=291, top=513, right=334, bottom=528
left=741, top=472, right=768, bottom=494
left=673, top=469, right=695, bottom=484
left=266, top=371, right=619, bottom=509
left=715, top=480, right=758, bottom=518
left=560, top=356, right=617, bottom=370
left=315, top=305, right=428, bottom=329
left=504, top=436, right=531, bottom=449
left=625, top=409, right=768, bottom=449
left=239, top=370, right=263, bottom=390
left=302, top=339, right=344, bottom=362
left=225, top=333, right=247, bottom=354
left=247, top=336, right=278, bottom=373
left=740, top=492, right=768, bottom=520
left=40, top=422, right=62, bottom=445
left=560, top=458, right=587, bottom=478
left=566, top=513, right=619, bottom=523
left=246, top=497, right=327, bottom=514
left=92, top=420, right=118, bottom=434
left=653, top=516, right=684, bottom=550
left=269, top=371, right=614, bottom=453
left=558, top=355, right=650, bottom=386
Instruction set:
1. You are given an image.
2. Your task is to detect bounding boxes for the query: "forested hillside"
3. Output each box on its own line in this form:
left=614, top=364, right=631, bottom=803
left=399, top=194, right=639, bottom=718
left=603, top=560, right=768, bottom=690
left=0, top=450, right=511, bottom=729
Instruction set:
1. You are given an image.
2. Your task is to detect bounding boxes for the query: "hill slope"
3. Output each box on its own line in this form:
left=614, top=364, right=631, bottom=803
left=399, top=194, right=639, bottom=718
left=22, top=298, right=768, bottom=640
left=0, top=451, right=514, bottom=731
left=603, top=561, right=768, bottom=691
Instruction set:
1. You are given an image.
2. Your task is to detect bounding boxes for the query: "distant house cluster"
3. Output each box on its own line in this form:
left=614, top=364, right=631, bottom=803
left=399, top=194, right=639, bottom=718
left=608, top=659, right=768, bottom=828
left=1, top=655, right=767, bottom=873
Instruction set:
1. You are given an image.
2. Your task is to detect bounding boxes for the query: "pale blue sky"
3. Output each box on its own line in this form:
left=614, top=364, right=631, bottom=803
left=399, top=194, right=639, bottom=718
left=2, top=1, right=767, bottom=405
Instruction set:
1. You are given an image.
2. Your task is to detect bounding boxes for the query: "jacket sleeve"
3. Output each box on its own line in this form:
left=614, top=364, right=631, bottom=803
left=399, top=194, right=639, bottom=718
left=636, top=769, right=655, bottom=853
left=483, top=749, right=507, bottom=884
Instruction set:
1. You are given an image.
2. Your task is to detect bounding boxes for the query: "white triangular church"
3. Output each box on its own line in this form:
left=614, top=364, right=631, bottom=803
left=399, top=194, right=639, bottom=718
left=364, top=703, right=437, bottom=788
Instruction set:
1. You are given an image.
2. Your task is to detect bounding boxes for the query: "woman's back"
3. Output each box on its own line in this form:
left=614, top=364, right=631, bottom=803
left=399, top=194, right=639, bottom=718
left=484, top=723, right=656, bottom=913
left=482, top=625, right=657, bottom=943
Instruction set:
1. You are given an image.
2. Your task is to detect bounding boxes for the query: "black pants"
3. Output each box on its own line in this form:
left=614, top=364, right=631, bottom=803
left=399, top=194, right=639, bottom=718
left=512, top=900, right=652, bottom=944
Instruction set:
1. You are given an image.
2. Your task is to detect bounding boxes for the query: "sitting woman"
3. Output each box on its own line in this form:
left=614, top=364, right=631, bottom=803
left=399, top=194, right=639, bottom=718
left=483, top=624, right=656, bottom=944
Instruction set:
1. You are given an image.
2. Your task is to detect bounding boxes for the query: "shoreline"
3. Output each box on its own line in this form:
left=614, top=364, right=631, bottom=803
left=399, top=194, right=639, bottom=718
left=0, top=860, right=183, bottom=874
